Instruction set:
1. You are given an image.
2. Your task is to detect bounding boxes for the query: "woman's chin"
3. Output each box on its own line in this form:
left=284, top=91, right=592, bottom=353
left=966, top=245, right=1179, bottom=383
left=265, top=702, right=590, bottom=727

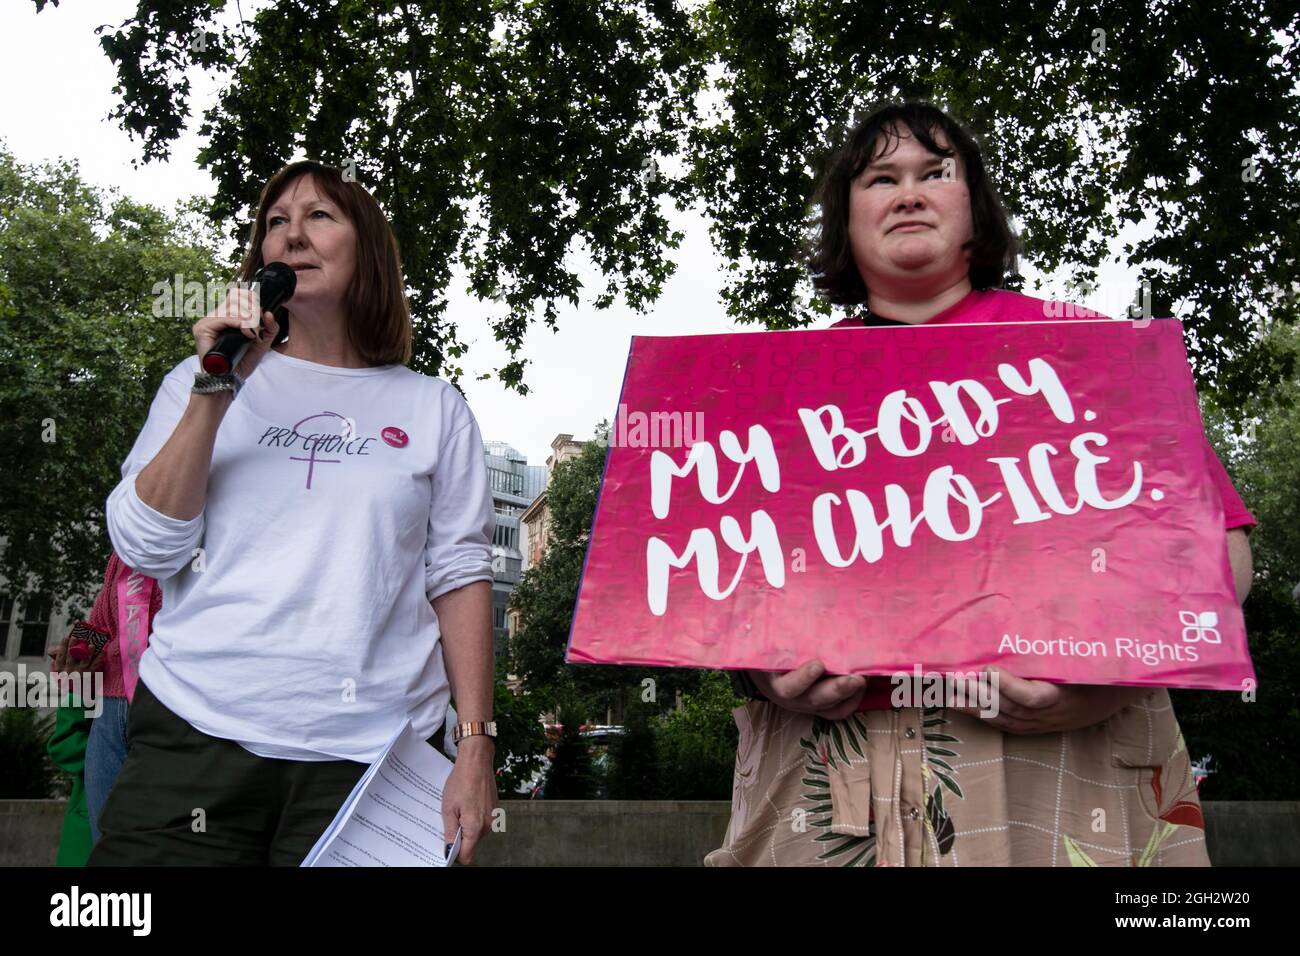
left=883, top=257, right=948, bottom=279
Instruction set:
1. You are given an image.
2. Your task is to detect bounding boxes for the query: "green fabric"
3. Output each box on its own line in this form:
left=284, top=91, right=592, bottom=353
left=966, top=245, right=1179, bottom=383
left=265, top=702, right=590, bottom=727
left=46, top=693, right=94, bottom=867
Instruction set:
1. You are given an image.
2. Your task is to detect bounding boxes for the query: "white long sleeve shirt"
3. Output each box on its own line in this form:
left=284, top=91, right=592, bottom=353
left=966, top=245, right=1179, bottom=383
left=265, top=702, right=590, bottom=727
left=106, top=350, right=495, bottom=762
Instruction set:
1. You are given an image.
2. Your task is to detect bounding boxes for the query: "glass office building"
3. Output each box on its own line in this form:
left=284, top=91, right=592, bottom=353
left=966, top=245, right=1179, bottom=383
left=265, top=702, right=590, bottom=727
left=482, top=442, right=547, bottom=654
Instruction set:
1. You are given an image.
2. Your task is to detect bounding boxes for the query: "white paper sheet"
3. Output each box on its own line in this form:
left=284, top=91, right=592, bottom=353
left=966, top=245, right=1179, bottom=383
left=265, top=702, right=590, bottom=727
left=301, top=718, right=463, bottom=867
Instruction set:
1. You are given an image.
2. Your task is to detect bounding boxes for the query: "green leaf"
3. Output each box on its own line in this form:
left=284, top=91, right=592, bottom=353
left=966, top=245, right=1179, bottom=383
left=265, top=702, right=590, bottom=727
left=938, top=774, right=964, bottom=799
left=844, top=845, right=876, bottom=867
left=1063, top=834, right=1099, bottom=868
left=829, top=722, right=848, bottom=764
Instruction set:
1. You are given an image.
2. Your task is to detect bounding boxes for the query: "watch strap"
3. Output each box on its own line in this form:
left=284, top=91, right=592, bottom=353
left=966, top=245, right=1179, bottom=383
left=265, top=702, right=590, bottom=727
left=193, top=371, right=242, bottom=395
left=452, top=720, right=497, bottom=743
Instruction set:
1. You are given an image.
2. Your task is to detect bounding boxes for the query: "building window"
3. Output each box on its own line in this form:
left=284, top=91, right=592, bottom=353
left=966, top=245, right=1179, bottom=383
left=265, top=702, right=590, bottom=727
left=488, top=464, right=528, bottom=498
left=19, top=592, right=53, bottom=658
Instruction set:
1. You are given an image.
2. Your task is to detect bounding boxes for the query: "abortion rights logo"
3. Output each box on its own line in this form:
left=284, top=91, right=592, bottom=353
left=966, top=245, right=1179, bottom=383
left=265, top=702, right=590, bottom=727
left=1179, top=611, right=1222, bottom=644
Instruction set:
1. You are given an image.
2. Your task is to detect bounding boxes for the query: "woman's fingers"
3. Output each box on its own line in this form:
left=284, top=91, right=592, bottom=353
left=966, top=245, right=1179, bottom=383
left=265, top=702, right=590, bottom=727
left=987, top=666, right=1058, bottom=711
left=805, top=674, right=866, bottom=710
left=954, top=688, right=1038, bottom=722
left=766, top=659, right=826, bottom=699
left=258, top=311, right=278, bottom=340
left=458, top=815, right=486, bottom=864
left=193, top=286, right=259, bottom=354
left=763, top=661, right=868, bottom=716
left=817, top=683, right=868, bottom=720
left=218, top=285, right=254, bottom=327
left=977, top=713, right=1037, bottom=734
left=441, top=809, right=460, bottom=861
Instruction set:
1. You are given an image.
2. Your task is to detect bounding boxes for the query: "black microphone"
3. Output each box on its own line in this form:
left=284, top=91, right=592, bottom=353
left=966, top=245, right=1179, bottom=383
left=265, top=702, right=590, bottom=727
left=201, top=262, right=297, bottom=376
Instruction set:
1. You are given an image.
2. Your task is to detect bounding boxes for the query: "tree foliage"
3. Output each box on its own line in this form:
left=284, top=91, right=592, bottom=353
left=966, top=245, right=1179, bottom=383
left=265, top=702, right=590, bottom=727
left=38, top=0, right=1299, bottom=405
left=0, top=705, right=56, bottom=798
left=542, top=698, right=599, bottom=798
left=607, top=672, right=744, bottom=800
left=507, top=426, right=704, bottom=719
left=489, top=657, right=549, bottom=796
left=0, top=146, right=222, bottom=606
left=52, top=0, right=704, bottom=392
left=1177, top=323, right=1300, bottom=799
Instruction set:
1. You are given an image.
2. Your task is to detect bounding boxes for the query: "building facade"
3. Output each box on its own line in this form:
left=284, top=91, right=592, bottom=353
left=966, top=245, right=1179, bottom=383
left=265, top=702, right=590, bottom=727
left=518, top=433, right=587, bottom=573
left=483, top=442, right=547, bottom=655
left=0, top=537, right=84, bottom=702
left=505, top=434, right=588, bottom=674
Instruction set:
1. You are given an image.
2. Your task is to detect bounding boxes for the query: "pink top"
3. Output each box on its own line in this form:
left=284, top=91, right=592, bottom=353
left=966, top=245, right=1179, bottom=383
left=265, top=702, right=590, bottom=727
left=835, top=288, right=1255, bottom=710
left=84, top=551, right=162, bottom=699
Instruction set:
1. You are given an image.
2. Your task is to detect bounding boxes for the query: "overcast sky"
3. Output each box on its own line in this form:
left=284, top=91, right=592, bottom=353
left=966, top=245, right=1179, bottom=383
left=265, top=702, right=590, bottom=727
left=1, top=1, right=1143, bottom=467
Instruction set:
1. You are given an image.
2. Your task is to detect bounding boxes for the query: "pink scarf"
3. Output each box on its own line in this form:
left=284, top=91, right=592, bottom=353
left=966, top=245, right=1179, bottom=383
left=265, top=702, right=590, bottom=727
left=115, top=565, right=156, bottom=702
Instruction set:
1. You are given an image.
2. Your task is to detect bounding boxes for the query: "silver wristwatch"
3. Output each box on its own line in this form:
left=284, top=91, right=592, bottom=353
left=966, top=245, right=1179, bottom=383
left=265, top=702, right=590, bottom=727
left=192, top=371, right=243, bottom=396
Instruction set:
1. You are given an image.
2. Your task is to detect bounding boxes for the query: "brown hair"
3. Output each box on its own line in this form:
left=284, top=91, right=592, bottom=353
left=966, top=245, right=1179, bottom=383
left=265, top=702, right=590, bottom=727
left=808, top=101, right=1019, bottom=306
left=237, top=161, right=412, bottom=366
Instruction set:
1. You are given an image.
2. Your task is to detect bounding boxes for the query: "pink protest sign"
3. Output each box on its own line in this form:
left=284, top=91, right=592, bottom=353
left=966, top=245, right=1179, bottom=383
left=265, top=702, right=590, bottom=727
left=567, top=319, right=1253, bottom=691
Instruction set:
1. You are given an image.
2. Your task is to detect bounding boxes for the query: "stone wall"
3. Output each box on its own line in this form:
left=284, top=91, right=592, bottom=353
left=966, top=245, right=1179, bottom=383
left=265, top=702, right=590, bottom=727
left=4, top=799, right=1297, bottom=866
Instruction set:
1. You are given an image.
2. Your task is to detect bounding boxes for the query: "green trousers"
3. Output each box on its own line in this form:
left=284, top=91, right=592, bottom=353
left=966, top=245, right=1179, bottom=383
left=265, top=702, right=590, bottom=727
left=87, top=680, right=443, bottom=866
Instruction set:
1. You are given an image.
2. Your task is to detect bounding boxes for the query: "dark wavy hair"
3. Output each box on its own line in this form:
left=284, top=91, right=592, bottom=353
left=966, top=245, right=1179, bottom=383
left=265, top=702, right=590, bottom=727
left=809, top=101, right=1019, bottom=306
left=237, top=160, right=413, bottom=367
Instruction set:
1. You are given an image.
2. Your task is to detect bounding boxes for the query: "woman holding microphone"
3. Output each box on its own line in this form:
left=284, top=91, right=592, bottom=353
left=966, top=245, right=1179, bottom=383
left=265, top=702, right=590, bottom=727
left=89, top=161, right=498, bottom=866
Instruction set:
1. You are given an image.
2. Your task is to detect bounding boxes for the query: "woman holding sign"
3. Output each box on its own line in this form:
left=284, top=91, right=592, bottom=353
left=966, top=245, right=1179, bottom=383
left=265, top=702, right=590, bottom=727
left=710, top=102, right=1255, bottom=867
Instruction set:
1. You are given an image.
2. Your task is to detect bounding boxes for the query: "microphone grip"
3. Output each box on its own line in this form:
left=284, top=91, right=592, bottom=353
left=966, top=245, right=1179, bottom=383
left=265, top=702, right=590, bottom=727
left=201, top=326, right=255, bottom=376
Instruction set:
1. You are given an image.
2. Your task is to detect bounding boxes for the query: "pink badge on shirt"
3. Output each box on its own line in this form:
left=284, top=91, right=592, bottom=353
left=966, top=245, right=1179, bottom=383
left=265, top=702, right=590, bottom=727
left=382, top=426, right=409, bottom=448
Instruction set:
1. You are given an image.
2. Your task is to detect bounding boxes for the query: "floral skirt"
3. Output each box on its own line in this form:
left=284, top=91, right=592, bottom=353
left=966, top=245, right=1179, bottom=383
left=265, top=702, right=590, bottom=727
left=705, top=689, right=1209, bottom=867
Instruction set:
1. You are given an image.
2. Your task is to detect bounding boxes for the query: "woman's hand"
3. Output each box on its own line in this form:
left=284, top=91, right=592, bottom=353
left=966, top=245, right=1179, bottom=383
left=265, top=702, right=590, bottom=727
left=440, top=736, right=497, bottom=864
left=750, top=659, right=867, bottom=720
left=48, top=633, right=71, bottom=673
left=47, top=629, right=105, bottom=676
left=192, top=283, right=280, bottom=381
left=951, top=665, right=1151, bottom=734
